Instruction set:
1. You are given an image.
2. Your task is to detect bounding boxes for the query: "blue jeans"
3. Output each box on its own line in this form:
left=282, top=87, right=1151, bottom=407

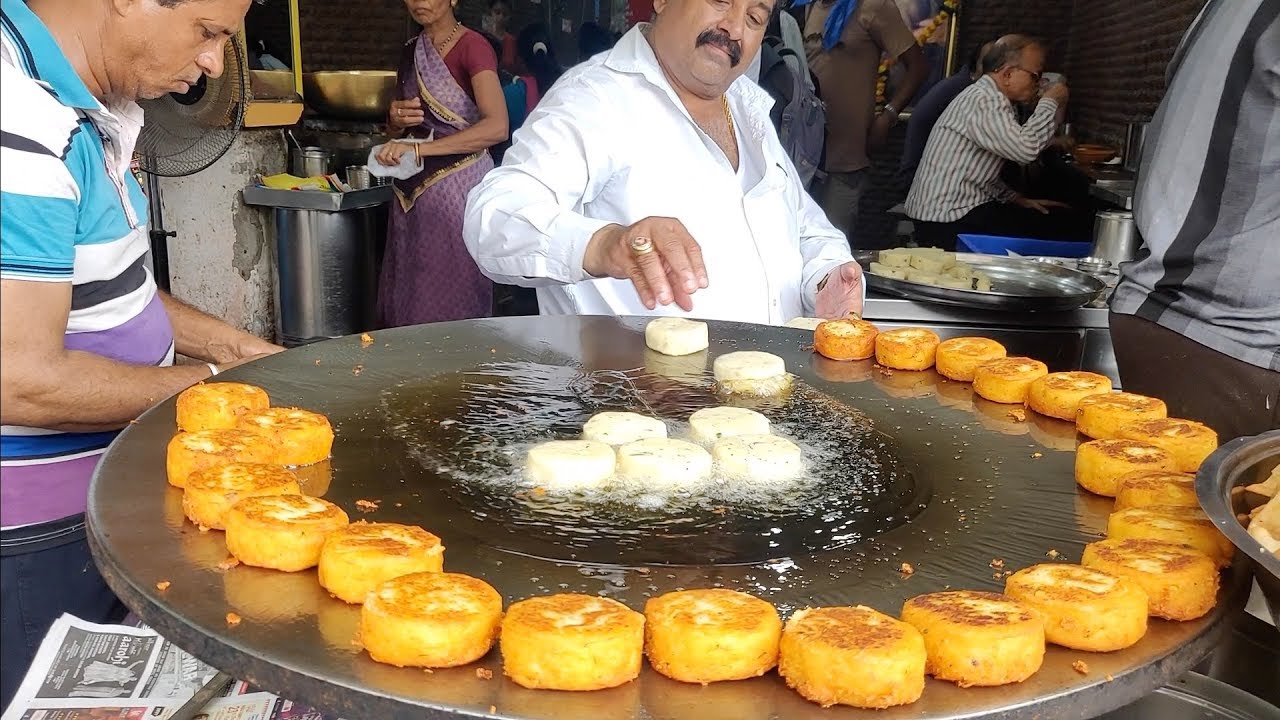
left=1, top=519, right=127, bottom=712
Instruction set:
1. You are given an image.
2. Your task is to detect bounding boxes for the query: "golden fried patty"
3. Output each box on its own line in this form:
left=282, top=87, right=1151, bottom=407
left=182, top=462, right=301, bottom=530
left=166, top=429, right=277, bottom=488
left=1116, top=418, right=1218, bottom=473
left=778, top=606, right=925, bottom=709
left=935, top=337, right=1007, bottom=382
left=318, top=522, right=445, bottom=604
left=1075, top=392, right=1168, bottom=440
left=501, top=594, right=645, bottom=691
left=223, top=494, right=350, bottom=571
left=900, top=591, right=1044, bottom=687
left=644, top=589, right=781, bottom=684
left=237, top=407, right=335, bottom=466
left=1004, top=564, right=1148, bottom=652
left=1107, top=505, right=1234, bottom=568
left=175, top=382, right=270, bottom=432
left=360, top=571, right=502, bottom=668
left=1113, top=471, right=1199, bottom=511
left=874, top=328, right=941, bottom=371
left=814, top=318, right=879, bottom=362
left=1075, top=439, right=1178, bottom=497
left=1026, top=371, right=1113, bottom=420
left=972, top=357, right=1049, bottom=404
left=1081, top=538, right=1219, bottom=621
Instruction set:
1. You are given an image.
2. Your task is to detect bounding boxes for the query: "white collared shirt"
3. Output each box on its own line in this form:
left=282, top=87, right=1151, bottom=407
left=462, top=25, right=852, bottom=326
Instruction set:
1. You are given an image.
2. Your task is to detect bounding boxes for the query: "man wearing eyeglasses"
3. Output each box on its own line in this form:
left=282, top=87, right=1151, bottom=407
left=904, top=35, right=1074, bottom=250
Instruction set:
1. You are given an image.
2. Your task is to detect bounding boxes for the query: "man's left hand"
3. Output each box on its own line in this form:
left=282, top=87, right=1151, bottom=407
left=233, top=334, right=284, bottom=361
left=815, top=262, right=865, bottom=319
left=207, top=334, right=284, bottom=365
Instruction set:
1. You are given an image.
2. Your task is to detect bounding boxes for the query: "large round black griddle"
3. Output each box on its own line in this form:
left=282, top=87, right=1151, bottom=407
left=87, top=316, right=1246, bottom=720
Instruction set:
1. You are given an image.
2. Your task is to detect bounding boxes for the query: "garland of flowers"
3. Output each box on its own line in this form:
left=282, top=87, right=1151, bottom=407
left=877, top=0, right=961, bottom=106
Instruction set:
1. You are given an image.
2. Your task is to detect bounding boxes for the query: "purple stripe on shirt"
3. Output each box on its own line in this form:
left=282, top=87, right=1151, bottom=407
left=64, top=293, right=174, bottom=365
left=0, top=453, right=100, bottom=526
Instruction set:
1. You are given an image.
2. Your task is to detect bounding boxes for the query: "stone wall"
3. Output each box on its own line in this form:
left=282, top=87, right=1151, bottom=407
left=161, top=131, right=286, bottom=339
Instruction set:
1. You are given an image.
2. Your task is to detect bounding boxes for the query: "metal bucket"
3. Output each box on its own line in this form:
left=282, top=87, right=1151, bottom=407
left=1092, top=210, right=1139, bottom=265
left=272, top=206, right=385, bottom=346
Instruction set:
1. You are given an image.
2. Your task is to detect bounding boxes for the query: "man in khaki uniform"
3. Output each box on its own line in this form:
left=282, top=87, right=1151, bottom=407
left=803, top=0, right=926, bottom=241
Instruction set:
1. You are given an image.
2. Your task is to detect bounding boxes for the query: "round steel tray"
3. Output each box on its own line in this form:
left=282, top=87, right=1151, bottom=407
left=1196, top=429, right=1280, bottom=626
left=856, top=251, right=1106, bottom=312
left=87, top=316, right=1245, bottom=720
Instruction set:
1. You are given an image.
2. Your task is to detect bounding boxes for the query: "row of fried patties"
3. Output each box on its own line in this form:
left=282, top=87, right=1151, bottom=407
left=167, top=432, right=1222, bottom=711
left=176, top=474, right=1226, bottom=711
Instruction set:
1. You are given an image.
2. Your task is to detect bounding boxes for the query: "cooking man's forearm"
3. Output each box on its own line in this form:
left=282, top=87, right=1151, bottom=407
left=0, top=350, right=210, bottom=431
left=159, top=291, right=256, bottom=364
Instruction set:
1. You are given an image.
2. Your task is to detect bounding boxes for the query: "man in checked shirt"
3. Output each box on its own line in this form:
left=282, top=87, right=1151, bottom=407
left=904, top=35, right=1076, bottom=250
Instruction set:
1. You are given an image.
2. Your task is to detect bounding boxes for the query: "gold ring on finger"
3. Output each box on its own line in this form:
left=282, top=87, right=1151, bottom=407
left=630, top=236, right=655, bottom=255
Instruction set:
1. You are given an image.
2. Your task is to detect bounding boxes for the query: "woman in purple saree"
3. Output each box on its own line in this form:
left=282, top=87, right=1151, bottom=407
left=377, top=0, right=509, bottom=327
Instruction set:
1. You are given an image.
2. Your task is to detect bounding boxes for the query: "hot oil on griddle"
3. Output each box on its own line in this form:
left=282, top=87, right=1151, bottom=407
left=382, top=361, right=927, bottom=567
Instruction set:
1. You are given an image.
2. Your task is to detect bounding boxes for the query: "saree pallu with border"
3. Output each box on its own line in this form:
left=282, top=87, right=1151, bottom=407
left=378, top=34, right=495, bottom=328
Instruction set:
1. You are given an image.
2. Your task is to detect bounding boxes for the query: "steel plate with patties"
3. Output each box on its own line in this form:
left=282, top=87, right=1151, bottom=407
left=856, top=251, right=1106, bottom=312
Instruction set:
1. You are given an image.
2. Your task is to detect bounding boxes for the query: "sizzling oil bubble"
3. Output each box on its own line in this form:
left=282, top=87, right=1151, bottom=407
left=381, top=362, right=928, bottom=566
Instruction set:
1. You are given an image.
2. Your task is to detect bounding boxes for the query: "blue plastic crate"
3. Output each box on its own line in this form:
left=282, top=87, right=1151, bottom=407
left=957, top=234, right=1093, bottom=258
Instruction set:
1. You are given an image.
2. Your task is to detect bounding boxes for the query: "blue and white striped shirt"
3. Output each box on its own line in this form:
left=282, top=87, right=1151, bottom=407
left=0, top=0, right=175, bottom=528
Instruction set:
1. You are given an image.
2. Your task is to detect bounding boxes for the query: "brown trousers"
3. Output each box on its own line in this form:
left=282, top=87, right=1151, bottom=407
left=1110, top=312, right=1280, bottom=442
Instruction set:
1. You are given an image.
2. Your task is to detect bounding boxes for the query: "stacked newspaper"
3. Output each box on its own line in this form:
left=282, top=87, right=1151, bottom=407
left=2, top=615, right=337, bottom=720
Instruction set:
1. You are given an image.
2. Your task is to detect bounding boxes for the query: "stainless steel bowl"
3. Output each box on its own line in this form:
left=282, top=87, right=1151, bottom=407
left=301, top=71, right=397, bottom=121
left=1197, top=429, right=1280, bottom=626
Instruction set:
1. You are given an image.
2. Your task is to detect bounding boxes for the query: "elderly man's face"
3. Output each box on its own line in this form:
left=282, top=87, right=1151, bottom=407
left=650, top=0, right=774, bottom=98
left=110, top=0, right=252, bottom=101
left=997, top=44, right=1046, bottom=104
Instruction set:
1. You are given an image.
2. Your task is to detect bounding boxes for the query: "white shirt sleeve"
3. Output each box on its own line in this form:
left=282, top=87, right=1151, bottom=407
left=793, top=172, right=855, bottom=314
left=462, top=78, right=618, bottom=288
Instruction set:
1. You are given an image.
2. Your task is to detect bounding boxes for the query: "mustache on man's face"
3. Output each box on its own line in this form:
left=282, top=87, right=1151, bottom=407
left=695, top=29, right=742, bottom=67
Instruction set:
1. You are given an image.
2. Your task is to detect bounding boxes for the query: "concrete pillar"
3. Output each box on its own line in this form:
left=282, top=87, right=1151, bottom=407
left=158, top=130, right=287, bottom=340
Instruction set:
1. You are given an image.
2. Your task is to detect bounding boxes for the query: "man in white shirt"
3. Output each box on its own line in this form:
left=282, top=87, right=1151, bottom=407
left=462, top=0, right=864, bottom=325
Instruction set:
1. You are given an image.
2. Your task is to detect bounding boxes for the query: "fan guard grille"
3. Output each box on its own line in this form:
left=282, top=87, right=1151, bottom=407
left=136, top=36, right=248, bottom=177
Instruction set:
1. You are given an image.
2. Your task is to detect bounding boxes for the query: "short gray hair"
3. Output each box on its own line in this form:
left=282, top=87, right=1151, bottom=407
left=981, top=35, right=1044, bottom=75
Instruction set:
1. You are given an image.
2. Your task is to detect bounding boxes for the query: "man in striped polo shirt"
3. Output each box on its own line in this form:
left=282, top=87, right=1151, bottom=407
left=904, top=35, right=1077, bottom=250
left=0, top=0, right=277, bottom=705
left=1110, top=0, right=1279, bottom=440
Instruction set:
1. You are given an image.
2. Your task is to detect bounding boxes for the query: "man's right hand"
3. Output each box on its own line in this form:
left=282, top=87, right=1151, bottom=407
left=388, top=98, right=424, bottom=131
left=1043, top=81, right=1069, bottom=106
left=582, top=217, right=709, bottom=311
